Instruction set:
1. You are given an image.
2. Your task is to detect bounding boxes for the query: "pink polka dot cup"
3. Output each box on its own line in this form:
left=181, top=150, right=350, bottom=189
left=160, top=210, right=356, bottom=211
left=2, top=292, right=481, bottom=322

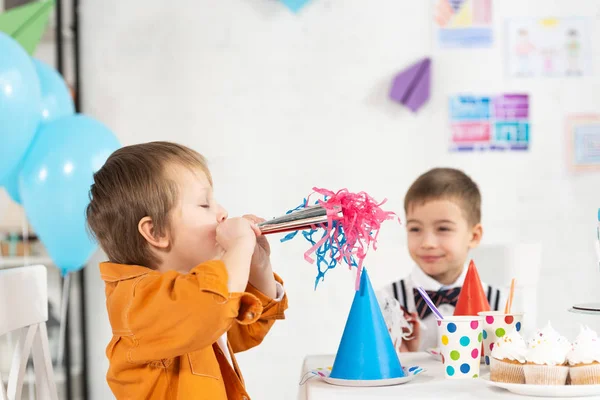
left=477, top=311, right=524, bottom=365
left=437, top=316, right=484, bottom=379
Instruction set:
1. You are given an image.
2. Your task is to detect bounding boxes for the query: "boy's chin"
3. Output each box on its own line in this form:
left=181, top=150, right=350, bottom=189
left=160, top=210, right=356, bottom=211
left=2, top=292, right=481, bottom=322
left=419, top=263, right=461, bottom=279
left=419, top=265, right=449, bottom=278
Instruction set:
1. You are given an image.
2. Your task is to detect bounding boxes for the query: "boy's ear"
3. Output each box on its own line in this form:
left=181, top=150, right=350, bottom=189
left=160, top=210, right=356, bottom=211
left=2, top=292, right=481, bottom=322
left=468, top=223, right=483, bottom=249
left=138, top=216, right=170, bottom=249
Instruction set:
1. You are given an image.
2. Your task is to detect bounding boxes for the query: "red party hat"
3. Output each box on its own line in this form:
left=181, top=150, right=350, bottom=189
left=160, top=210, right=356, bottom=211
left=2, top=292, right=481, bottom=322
left=453, top=260, right=490, bottom=316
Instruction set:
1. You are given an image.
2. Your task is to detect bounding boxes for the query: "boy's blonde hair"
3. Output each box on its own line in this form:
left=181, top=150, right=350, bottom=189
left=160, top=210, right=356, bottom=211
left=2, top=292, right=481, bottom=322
left=404, top=168, right=481, bottom=226
left=86, top=141, right=212, bottom=268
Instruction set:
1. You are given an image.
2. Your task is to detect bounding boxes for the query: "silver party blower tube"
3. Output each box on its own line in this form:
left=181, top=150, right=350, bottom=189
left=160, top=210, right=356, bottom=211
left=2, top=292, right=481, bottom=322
left=257, top=205, right=343, bottom=235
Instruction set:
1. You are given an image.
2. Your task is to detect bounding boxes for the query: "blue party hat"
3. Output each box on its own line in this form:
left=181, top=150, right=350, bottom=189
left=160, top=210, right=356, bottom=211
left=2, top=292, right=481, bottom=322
left=329, top=269, right=405, bottom=380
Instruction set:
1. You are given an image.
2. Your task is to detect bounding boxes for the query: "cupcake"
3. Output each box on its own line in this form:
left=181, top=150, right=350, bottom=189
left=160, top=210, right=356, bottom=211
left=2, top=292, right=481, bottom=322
left=490, top=328, right=527, bottom=384
left=523, top=322, right=570, bottom=385
left=557, top=334, right=573, bottom=385
left=567, top=325, right=600, bottom=385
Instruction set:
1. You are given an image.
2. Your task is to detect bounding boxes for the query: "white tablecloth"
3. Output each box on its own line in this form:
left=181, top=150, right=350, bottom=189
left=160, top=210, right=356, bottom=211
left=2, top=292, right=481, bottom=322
left=297, top=352, right=600, bottom=400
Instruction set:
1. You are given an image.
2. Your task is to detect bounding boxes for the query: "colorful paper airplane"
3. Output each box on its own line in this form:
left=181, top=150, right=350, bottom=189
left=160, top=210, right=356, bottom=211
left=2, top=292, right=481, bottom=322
left=0, top=0, right=55, bottom=55
left=389, top=57, right=431, bottom=113
left=281, top=0, right=312, bottom=13
left=449, top=0, right=466, bottom=12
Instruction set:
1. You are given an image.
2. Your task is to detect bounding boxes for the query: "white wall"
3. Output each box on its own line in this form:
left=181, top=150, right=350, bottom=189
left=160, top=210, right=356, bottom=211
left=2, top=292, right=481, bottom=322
left=80, top=0, right=600, bottom=399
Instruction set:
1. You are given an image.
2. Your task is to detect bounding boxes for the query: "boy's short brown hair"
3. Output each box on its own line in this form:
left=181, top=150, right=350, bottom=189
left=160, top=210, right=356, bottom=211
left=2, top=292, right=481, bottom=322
left=404, top=168, right=481, bottom=226
left=86, top=141, right=211, bottom=268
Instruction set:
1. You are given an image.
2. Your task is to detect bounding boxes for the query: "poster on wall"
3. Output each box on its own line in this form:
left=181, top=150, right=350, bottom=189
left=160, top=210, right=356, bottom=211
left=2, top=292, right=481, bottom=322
left=449, top=94, right=529, bottom=151
left=433, top=0, right=493, bottom=48
left=566, top=115, right=600, bottom=172
left=505, top=17, right=593, bottom=78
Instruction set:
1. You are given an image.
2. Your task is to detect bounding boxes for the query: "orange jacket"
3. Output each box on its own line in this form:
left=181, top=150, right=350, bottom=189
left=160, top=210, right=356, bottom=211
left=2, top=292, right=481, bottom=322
left=99, top=260, right=288, bottom=399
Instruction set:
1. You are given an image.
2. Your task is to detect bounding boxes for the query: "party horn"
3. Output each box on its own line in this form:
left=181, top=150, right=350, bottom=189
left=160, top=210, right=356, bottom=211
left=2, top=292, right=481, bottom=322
left=258, top=205, right=342, bottom=235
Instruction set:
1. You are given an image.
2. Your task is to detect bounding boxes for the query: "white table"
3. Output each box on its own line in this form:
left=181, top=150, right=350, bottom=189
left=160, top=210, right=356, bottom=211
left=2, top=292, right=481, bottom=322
left=297, top=352, right=600, bottom=400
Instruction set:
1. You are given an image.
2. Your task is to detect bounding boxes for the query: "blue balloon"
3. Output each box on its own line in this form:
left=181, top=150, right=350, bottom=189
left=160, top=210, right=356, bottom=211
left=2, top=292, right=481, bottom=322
left=19, top=115, right=121, bottom=274
left=32, top=58, right=75, bottom=123
left=0, top=59, right=75, bottom=204
left=0, top=33, right=41, bottom=182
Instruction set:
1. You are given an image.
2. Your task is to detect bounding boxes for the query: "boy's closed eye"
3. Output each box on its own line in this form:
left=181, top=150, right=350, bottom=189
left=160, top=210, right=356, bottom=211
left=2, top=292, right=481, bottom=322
left=198, top=198, right=211, bottom=208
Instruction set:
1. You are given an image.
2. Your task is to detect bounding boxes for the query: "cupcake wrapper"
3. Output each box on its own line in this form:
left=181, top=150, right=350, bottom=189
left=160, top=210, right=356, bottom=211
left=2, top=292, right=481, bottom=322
left=490, top=357, right=525, bottom=384
left=523, top=364, right=569, bottom=385
left=569, top=364, right=600, bottom=385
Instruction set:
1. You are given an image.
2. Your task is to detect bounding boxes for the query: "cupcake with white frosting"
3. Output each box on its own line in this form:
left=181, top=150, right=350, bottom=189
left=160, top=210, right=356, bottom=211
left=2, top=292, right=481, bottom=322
left=523, top=322, right=570, bottom=385
left=567, top=325, right=600, bottom=385
left=490, top=328, right=527, bottom=383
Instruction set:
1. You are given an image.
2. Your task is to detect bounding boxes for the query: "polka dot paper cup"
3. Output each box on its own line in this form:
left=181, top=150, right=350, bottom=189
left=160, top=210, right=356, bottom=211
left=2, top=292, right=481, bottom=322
left=437, top=316, right=484, bottom=379
left=478, top=311, right=524, bottom=366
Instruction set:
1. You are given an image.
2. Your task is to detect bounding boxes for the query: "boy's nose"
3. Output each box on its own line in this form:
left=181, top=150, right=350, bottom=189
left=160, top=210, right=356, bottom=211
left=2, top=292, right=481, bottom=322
left=216, top=205, right=228, bottom=223
left=421, top=233, right=436, bottom=249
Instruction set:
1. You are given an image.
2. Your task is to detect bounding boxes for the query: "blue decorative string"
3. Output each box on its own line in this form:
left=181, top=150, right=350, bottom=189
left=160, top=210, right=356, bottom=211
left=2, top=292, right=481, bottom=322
left=280, top=199, right=358, bottom=289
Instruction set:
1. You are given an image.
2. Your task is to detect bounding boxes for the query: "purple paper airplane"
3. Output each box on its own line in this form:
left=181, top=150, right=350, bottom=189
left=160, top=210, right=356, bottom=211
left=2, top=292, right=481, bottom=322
left=389, top=57, right=431, bottom=113
left=449, top=0, right=465, bottom=12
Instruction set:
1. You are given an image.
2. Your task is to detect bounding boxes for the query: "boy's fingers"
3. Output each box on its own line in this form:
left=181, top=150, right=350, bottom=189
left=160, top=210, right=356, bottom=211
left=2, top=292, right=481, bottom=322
left=250, top=222, right=261, bottom=237
left=407, top=312, right=419, bottom=321
left=244, top=215, right=267, bottom=225
left=243, top=215, right=267, bottom=236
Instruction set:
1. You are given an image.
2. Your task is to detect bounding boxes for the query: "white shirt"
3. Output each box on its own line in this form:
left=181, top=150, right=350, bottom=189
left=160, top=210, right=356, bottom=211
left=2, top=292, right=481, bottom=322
left=217, top=281, right=286, bottom=366
left=378, top=265, right=505, bottom=351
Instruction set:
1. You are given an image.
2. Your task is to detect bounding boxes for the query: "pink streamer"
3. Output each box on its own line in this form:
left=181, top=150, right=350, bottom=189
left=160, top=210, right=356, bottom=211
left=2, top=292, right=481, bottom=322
left=306, top=187, right=398, bottom=290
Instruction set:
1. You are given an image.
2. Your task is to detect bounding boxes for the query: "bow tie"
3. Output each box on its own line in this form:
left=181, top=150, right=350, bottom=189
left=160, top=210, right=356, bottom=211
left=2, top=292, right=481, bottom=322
left=413, top=287, right=461, bottom=320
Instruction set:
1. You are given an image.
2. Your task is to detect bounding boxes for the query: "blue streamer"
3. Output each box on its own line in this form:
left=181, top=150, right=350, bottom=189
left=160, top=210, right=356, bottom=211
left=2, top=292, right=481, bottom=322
left=281, top=199, right=358, bottom=289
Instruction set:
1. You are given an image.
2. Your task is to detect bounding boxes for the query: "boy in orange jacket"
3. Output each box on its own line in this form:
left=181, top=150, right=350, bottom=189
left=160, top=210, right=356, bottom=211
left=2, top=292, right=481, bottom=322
left=86, top=141, right=287, bottom=400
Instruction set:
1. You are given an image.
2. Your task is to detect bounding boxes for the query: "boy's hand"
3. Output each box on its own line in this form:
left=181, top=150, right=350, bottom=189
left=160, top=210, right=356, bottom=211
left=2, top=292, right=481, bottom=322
left=242, top=214, right=277, bottom=299
left=242, top=215, right=271, bottom=270
left=400, top=308, right=421, bottom=352
left=216, top=217, right=258, bottom=293
left=215, top=217, right=257, bottom=252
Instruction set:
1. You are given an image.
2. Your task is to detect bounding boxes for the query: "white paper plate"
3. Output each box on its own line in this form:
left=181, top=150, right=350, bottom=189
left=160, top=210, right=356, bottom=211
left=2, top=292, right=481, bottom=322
left=481, top=374, right=600, bottom=397
left=322, top=366, right=425, bottom=387
left=323, top=374, right=416, bottom=387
